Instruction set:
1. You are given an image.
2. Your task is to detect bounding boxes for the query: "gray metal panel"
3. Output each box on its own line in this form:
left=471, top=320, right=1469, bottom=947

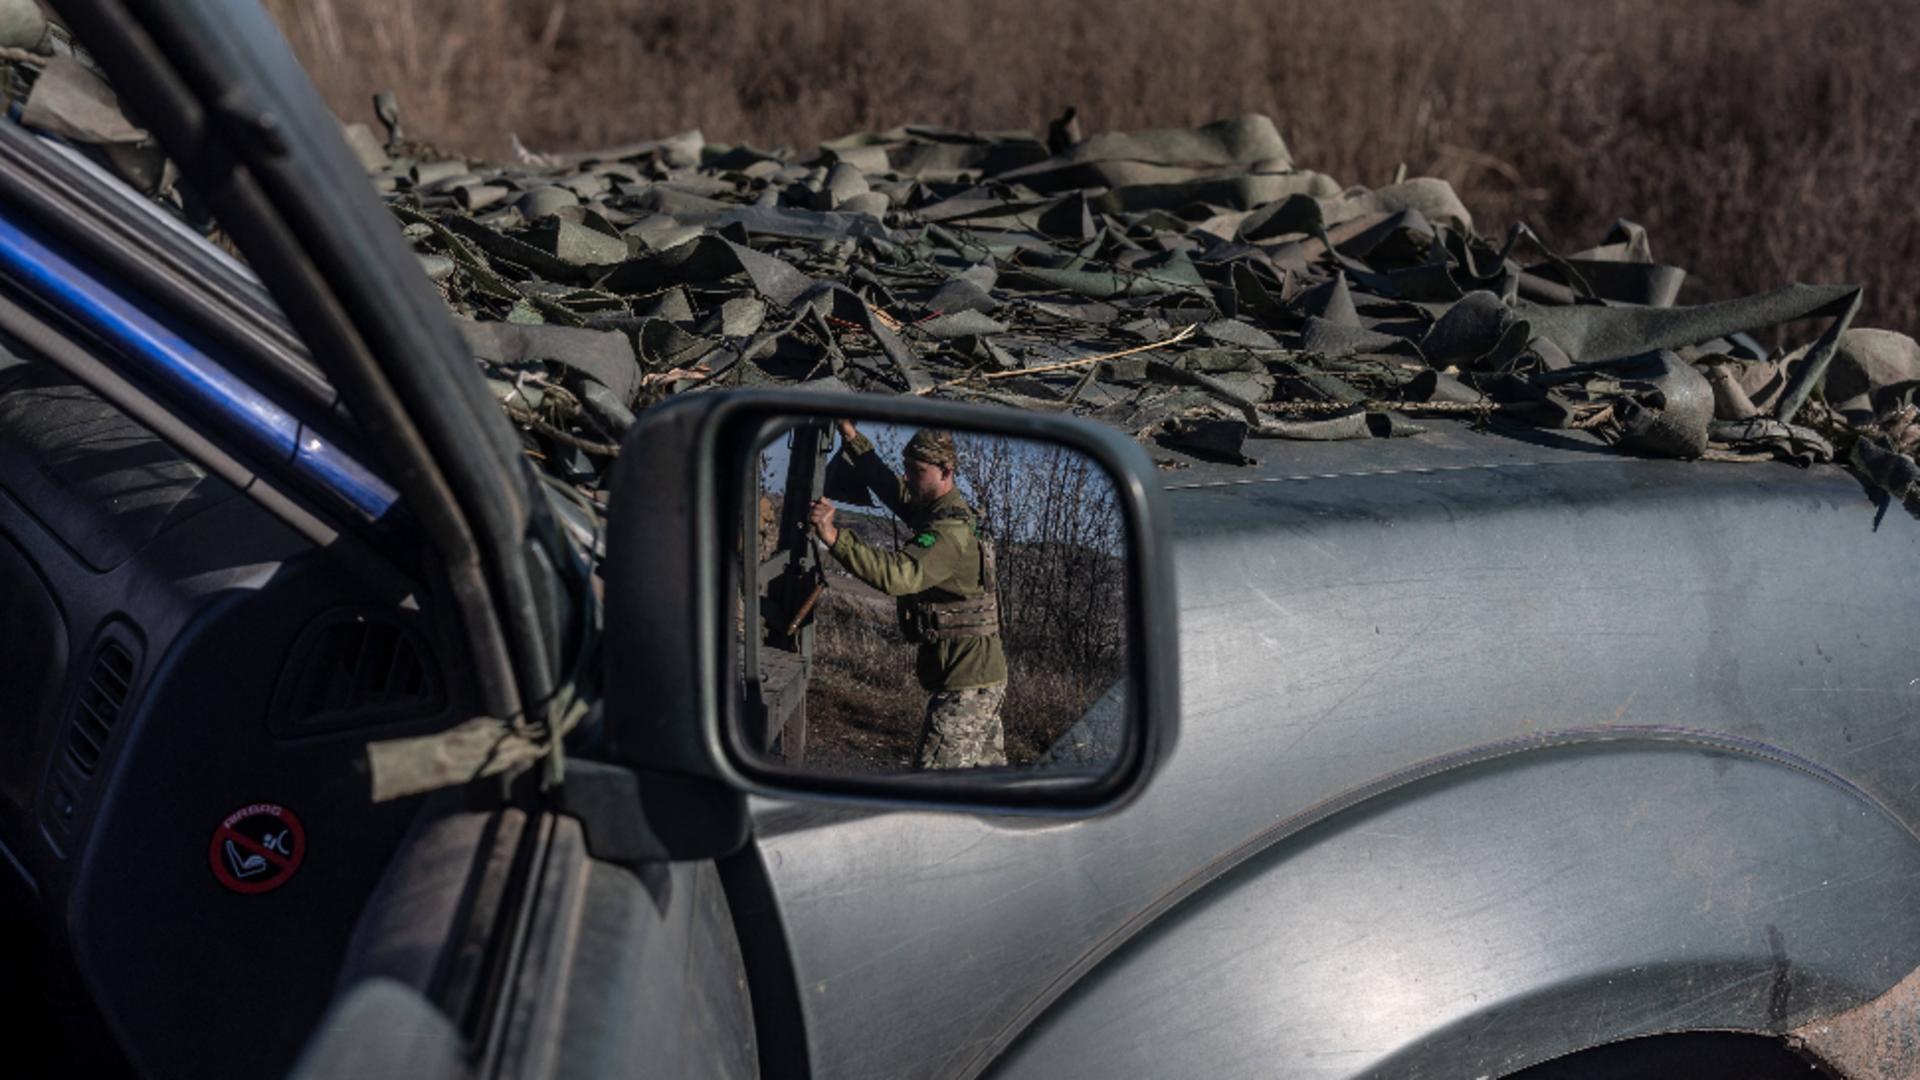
left=753, top=424, right=1920, bottom=1079
left=988, top=743, right=1920, bottom=1079
left=504, top=818, right=758, bottom=1080
left=286, top=979, right=470, bottom=1080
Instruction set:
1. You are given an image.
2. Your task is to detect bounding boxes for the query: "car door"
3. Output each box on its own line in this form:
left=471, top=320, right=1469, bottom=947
left=48, top=3, right=761, bottom=1077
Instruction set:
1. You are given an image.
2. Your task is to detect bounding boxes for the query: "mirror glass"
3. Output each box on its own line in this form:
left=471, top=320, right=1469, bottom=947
left=737, top=416, right=1130, bottom=779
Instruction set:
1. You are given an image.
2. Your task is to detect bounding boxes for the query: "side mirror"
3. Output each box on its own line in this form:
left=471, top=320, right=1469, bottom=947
left=601, top=390, right=1178, bottom=821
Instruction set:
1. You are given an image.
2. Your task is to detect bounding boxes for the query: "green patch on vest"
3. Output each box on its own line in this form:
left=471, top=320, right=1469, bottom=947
left=914, top=531, right=939, bottom=548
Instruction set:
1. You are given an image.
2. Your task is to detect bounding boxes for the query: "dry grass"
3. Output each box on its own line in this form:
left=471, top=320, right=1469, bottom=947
left=269, top=0, right=1919, bottom=334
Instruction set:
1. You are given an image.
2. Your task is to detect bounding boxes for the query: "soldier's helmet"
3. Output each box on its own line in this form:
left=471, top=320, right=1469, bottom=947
left=904, top=428, right=958, bottom=471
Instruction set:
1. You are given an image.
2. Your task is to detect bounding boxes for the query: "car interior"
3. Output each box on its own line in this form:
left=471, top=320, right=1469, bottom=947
left=0, top=81, right=493, bottom=1070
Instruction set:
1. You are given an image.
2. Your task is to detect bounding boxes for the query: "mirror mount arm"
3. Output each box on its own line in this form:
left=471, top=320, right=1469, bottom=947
left=600, top=394, right=750, bottom=860
left=555, top=760, right=743, bottom=865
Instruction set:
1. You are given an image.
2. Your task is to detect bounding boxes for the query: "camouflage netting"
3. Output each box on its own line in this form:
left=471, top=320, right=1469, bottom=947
left=8, top=12, right=1920, bottom=519
left=350, top=100, right=1920, bottom=506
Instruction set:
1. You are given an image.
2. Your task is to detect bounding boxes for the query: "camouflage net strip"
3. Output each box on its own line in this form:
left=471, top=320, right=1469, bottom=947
left=345, top=100, right=1916, bottom=503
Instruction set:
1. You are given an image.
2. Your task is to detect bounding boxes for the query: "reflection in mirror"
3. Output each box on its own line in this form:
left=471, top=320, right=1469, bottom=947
left=739, top=416, right=1129, bottom=779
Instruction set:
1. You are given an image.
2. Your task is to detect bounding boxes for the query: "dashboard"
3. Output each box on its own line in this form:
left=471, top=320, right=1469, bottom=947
left=0, top=345, right=455, bottom=1078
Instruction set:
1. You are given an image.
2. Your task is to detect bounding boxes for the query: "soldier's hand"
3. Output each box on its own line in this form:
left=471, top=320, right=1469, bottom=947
left=808, top=498, right=839, bottom=546
left=835, top=418, right=858, bottom=443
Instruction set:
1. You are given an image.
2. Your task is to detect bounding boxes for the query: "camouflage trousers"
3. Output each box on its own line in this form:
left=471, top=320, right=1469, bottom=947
left=917, top=683, right=1008, bottom=769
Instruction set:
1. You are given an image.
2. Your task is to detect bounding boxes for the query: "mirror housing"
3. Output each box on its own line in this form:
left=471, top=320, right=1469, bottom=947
left=601, top=390, right=1179, bottom=826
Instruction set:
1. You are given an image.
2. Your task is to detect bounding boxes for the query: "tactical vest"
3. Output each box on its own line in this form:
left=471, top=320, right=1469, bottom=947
left=898, top=514, right=1000, bottom=644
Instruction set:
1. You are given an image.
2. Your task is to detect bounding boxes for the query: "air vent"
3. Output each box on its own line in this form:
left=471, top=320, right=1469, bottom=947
left=272, top=610, right=442, bottom=736
left=65, top=639, right=133, bottom=776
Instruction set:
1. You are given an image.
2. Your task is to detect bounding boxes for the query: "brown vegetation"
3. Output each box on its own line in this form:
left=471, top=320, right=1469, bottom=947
left=270, top=0, right=1917, bottom=334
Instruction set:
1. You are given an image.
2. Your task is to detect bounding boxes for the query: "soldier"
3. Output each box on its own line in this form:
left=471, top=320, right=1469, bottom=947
left=807, top=420, right=1009, bottom=769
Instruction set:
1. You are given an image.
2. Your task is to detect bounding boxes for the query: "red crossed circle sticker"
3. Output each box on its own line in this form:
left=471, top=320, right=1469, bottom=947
left=208, top=803, right=305, bottom=895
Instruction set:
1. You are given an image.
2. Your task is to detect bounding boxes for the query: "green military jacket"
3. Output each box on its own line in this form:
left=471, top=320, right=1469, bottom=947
left=827, top=433, right=1008, bottom=693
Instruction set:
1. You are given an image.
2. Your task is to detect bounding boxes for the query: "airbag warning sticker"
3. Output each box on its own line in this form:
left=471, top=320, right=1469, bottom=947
left=208, top=803, right=305, bottom=895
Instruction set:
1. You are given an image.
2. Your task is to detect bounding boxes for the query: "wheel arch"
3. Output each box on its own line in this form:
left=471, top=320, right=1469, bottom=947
left=985, top=735, right=1920, bottom=1080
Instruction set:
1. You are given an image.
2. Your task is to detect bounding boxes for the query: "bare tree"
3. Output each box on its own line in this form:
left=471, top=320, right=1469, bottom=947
left=960, top=435, right=1125, bottom=675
